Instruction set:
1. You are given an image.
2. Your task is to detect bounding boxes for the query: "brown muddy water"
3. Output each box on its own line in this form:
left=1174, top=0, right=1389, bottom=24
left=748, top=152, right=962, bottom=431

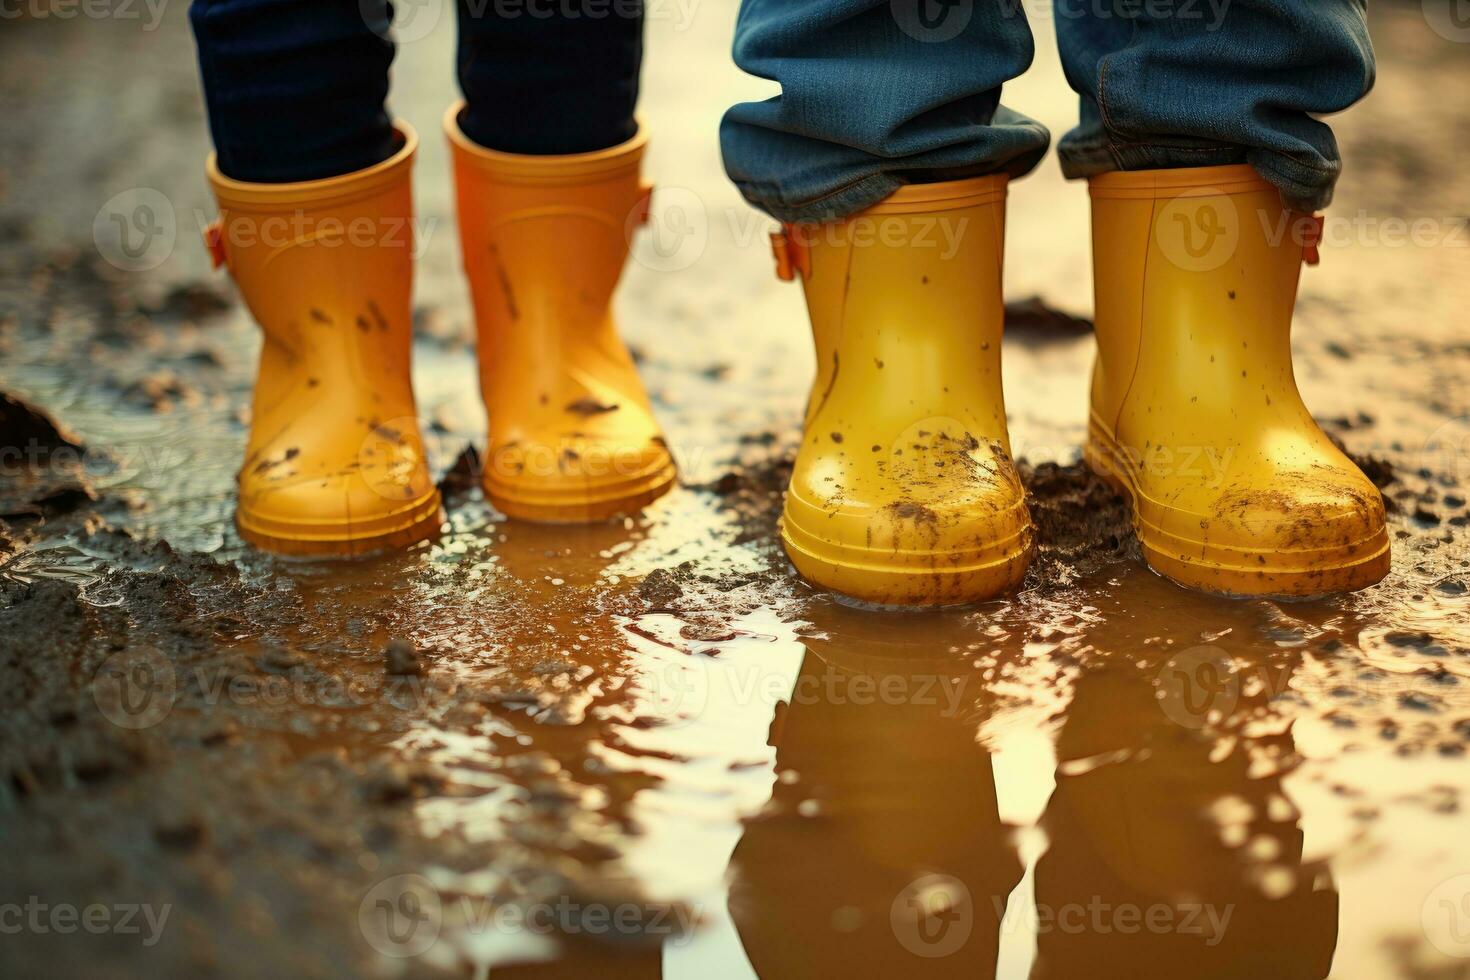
left=2, top=3, right=1470, bottom=978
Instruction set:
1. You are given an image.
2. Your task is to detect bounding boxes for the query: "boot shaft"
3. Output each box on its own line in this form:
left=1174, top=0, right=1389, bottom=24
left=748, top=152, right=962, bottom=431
left=205, top=124, right=419, bottom=392
left=445, top=101, right=648, bottom=375
left=202, top=124, right=441, bottom=555
left=1087, top=164, right=1317, bottom=438
left=776, top=175, right=1013, bottom=450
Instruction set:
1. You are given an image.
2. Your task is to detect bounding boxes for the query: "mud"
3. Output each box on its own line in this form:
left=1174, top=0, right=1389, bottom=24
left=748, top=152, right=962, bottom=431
left=3, top=3, right=1470, bottom=979
left=0, top=391, right=98, bottom=516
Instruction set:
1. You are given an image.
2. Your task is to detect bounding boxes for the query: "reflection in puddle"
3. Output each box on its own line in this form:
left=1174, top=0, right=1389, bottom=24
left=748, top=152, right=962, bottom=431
left=390, top=562, right=1463, bottom=978
left=5, top=220, right=1468, bottom=980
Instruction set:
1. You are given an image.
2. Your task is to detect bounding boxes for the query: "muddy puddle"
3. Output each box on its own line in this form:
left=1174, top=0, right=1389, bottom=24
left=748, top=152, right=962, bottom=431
left=4, top=3, right=1470, bottom=979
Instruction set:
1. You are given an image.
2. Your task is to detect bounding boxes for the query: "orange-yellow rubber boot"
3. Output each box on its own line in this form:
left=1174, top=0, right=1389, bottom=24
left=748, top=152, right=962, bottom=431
left=771, top=176, right=1035, bottom=606
left=445, top=103, right=676, bottom=523
left=205, top=122, right=443, bottom=556
left=1085, top=165, right=1389, bottom=596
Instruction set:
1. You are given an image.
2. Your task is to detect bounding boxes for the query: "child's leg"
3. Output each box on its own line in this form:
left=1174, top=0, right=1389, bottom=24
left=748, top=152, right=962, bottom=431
left=444, top=1, right=675, bottom=524
left=1053, top=0, right=1373, bottom=211
left=455, top=0, right=643, bottom=154
left=193, top=0, right=442, bottom=556
left=189, top=0, right=397, bottom=182
left=724, top=2, right=1045, bottom=605
left=1061, top=1, right=1388, bottom=597
left=721, top=0, right=1049, bottom=223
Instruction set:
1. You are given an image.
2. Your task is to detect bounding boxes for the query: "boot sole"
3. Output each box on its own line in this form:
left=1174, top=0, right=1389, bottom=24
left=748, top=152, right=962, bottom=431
left=1085, top=418, right=1390, bottom=597
left=237, top=489, right=444, bottom=558
left=780, top=503, right=1035, bottom=608
left=484, top=460, right=677, bottom=524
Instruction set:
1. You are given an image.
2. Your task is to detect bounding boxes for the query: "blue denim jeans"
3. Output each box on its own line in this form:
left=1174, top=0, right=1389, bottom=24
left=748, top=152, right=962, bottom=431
left=721, top=0, right=1374, bottom=221
left=190, top=0, right=643, bottom=183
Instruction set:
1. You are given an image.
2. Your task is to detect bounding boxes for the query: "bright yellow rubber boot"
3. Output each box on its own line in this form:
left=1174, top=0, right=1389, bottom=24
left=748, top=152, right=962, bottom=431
left=445, top=103, right=676, bottom=523
left=204, top=123, right=443, bottom=557
left=771, top=176, right=1035, bottom=606
left=1085, top=165, right=1389, bottom=596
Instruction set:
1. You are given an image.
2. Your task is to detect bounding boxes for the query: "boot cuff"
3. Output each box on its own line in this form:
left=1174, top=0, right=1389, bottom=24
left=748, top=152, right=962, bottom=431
left=444, top=101, right=646, bottom=185
left=206, top=121, right=417, bottom=212
left=859, top=173, right=1008, bottom=216
left=1088, top=164, right=1274, bottom=201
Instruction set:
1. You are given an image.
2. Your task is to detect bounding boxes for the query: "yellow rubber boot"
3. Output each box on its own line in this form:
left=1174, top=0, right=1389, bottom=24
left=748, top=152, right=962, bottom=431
left=771, top=176, right=1035, bottom=606
left=1085, top=165, right=1389, bottom=596
left=204, top=122, right=443, bottom=557
left=444, top=103, right=676, bottom=523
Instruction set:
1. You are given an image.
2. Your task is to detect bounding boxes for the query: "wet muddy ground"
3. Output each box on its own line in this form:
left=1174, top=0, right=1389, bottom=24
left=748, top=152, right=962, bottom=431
left=2, top=2, right=1470, bottom=978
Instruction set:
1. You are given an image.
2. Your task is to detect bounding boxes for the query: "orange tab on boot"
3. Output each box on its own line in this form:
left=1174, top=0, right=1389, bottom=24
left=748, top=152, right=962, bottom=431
left=203, top=219, right=227, bottom=270
left=770, top=225, right=810, bottom=281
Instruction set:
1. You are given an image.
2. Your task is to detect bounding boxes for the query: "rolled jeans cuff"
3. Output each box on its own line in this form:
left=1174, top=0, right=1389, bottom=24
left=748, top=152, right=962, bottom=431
left=724, top=113, right=1051, bottom=225
left=1057, top=136, right=1338, bottom=213
left=731, top=172, right=905, bottom=226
